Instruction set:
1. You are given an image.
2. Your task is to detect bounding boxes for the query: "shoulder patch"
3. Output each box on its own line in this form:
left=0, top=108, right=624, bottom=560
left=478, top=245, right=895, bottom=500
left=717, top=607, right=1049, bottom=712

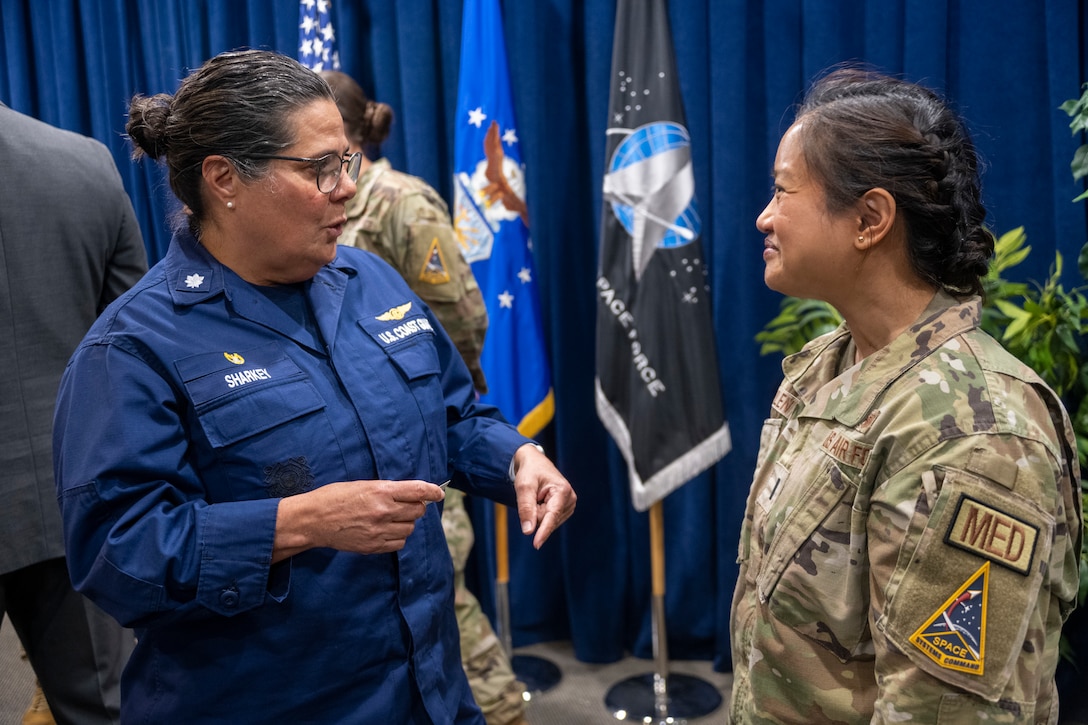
left=418, top=237, right=452, bottom=285
left=945, top=496, right=1038, bottom=575
left=909, top=562, right=989, bottom=676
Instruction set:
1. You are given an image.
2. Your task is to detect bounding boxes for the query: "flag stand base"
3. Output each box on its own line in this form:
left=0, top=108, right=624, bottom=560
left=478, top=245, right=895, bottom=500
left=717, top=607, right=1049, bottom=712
left=603, top=506, right=724, bottom=722
left=511, top=653, right=562, bottom=693
left=604, top=672, right=722, bottom=723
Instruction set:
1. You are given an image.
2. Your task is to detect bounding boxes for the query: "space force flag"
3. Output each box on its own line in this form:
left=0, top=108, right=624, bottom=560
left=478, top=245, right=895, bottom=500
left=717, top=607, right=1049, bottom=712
left=596, top=0, right=731, bottom=511
left=298, top=0, right=340, bottom=71
left=453, top=0, right=554, bottom=437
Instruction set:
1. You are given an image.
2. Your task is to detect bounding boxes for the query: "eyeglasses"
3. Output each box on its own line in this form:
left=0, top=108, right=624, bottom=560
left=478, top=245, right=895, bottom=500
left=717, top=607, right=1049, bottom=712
left=245, top=151, right=362, bottom=194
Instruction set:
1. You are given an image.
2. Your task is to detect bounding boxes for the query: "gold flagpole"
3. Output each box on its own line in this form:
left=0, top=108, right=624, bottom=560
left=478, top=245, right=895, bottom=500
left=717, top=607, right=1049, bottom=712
left=495, top=503, right=513, bottom=656
left=648, top=501, right=670, bottom=720
left=493, top=501, right=561, bottom=693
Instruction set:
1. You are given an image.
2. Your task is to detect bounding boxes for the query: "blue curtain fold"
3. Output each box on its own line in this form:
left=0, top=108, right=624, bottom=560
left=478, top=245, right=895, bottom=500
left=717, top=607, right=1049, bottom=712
left=3, top=0, right=1086, bottom=674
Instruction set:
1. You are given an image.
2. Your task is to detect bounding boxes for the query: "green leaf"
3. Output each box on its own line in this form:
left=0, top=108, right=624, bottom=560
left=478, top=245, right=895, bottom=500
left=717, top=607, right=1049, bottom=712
left=992, top=298, right=1031, bottom=319
left=1073, top=145, right=1088, bottom=182
left=754, top=297, right=841, bottom=357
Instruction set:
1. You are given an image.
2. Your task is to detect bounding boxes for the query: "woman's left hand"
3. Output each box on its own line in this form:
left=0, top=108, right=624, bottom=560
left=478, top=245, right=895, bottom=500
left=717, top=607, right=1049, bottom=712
left=510, top=444, right=577, bottom=549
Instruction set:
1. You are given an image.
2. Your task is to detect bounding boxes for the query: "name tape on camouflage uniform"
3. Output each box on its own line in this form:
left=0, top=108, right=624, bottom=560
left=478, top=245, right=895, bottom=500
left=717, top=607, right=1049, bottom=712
left=820, top=430, right=872, bottom=469
left=944, top=495, right=1038, bottom=575
left=771, top=388, right=800, bottom=418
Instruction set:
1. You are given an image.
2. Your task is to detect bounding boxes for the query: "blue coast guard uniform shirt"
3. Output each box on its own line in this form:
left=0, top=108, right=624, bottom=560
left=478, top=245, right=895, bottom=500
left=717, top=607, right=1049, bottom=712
left=53, top=229, right=528, bottom=723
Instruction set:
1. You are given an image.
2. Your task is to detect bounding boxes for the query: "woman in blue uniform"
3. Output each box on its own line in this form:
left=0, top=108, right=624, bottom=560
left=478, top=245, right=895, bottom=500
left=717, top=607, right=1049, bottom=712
left=51, top=49, right=576, bottom=724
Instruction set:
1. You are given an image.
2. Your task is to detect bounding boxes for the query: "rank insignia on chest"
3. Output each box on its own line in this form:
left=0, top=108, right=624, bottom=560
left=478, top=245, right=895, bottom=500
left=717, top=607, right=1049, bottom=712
left=909, top=561, right=989, bottom=675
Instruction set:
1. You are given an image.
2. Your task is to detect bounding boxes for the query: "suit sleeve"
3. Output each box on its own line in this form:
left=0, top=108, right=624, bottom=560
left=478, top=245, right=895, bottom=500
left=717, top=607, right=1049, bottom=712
left=89, top=142, right=148, bottom=312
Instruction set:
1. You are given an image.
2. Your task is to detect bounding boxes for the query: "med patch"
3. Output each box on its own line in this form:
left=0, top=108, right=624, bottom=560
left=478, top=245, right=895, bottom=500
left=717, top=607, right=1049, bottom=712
left=945, top=496, right=1038, bottom=575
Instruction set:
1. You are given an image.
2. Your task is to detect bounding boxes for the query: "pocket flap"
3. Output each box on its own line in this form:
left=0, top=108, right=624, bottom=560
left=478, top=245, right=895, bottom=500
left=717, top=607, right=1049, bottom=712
left=176, top=344, right=324, bottom=447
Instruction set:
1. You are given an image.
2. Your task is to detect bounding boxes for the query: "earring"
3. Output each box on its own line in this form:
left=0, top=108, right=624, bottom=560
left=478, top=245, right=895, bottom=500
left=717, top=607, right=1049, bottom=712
left=858, top=235, right=864, bottom=242
left=227, top=201, right=234, bottom=209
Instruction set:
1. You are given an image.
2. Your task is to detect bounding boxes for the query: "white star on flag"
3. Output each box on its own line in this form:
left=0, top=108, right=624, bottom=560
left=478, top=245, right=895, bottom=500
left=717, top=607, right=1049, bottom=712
left=502, top=128, right=518, bottom=145
left=185, top=273, right=205, bottom=289
left=517, top=267, right=532, bottom=283
left=298, top=0, right=340, bottom=71
left=468, top=107, right=487, bottom=127
left=498, top=290, right=514, bottom=308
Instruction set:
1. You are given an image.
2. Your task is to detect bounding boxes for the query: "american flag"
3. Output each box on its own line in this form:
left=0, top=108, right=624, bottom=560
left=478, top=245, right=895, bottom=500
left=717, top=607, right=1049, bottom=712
left=298, top=0, right=340, bottom=71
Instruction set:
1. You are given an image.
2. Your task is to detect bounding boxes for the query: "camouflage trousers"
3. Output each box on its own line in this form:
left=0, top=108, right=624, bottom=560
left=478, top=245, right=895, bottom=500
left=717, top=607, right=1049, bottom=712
left=442, top=489, right=528, bottom=725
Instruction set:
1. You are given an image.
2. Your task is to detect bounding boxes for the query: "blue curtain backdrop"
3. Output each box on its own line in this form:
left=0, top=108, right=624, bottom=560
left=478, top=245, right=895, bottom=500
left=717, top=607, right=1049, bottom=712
left=3, top=0, right=1086, bottom=673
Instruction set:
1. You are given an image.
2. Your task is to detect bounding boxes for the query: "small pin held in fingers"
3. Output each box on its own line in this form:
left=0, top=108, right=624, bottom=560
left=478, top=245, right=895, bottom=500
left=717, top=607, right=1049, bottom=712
left=424, top=480, right=451, bottom=505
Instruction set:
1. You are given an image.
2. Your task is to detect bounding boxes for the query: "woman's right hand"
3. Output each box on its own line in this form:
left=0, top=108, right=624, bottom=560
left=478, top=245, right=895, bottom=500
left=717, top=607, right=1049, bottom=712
left=272, top=479, right=446, bottom=561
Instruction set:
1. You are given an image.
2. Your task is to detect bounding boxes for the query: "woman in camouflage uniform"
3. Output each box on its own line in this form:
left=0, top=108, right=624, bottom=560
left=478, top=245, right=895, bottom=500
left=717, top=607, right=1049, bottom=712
left=322, top=70, right=530, bottom=725
left=731, top=67, right=1082, bottom=723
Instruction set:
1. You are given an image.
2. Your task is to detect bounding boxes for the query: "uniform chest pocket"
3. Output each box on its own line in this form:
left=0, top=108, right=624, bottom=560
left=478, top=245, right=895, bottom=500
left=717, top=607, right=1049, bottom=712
left=757, top=451, right=870, bottom=662
left=357, top=311, right=440, bottom=376
left=383, top=335, right=442, bottom=381
left=357, top=311, right=445, bottom=432
left=177, top=344, right=325, bottom=448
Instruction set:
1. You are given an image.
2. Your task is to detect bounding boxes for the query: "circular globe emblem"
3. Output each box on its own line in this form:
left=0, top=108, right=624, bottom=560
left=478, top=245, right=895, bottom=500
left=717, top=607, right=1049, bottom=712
left=607, top=121, right=701, bottom=248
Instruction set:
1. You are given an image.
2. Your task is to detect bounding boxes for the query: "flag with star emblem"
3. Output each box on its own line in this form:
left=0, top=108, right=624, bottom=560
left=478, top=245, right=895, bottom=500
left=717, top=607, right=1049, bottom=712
left=297, top=0, right=340, bottom=72
left=452, top=0, right=553, bottom=437
left=596, top=0, right=730, bottom=511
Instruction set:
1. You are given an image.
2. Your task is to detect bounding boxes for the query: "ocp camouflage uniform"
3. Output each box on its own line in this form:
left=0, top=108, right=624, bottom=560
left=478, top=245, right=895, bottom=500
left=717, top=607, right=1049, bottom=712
left=342, top=158, right=489, bottom=392
left=731, top=291, right=1082, bottom=724
left=342, top=160, right=527, bottom=724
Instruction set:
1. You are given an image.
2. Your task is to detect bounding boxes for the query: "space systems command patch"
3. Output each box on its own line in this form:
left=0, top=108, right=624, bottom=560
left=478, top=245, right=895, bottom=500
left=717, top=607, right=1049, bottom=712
left=909, top=562, right=989, bottom=675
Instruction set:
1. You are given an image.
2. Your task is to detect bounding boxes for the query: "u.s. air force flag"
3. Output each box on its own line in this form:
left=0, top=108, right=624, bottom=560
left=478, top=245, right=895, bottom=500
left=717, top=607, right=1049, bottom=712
left=298, top=0, right=340, bottom=72
left=596, top=0, right=730, bottom=511
left=453, top=0, right=554, bottom=437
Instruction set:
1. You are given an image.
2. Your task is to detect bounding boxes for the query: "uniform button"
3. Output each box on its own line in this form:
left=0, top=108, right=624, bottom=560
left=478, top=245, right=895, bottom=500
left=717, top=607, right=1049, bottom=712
left=220, top=590, right=239, bottom=608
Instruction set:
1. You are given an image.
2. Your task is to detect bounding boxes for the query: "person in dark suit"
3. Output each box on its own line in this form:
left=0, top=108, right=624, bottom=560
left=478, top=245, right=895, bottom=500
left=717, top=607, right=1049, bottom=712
left=0, top=102, right=147, bottom=724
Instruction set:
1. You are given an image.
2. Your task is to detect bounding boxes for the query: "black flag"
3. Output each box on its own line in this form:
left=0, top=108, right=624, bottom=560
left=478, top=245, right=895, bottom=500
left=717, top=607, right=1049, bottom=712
left=596, top=0, right=731, bottom=511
